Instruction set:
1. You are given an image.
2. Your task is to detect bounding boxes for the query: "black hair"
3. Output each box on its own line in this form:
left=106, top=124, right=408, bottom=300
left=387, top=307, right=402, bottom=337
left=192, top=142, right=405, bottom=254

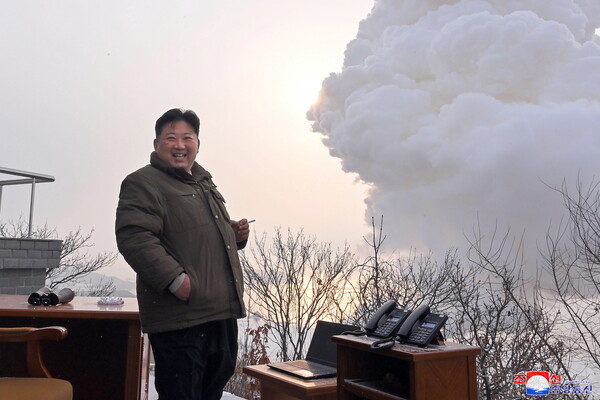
left=155, top=108, right=200, bottom=138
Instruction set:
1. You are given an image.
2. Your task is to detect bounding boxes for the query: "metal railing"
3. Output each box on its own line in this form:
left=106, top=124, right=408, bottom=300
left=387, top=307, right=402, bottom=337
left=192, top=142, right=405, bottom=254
left=0, top=167, right=55, bottom=238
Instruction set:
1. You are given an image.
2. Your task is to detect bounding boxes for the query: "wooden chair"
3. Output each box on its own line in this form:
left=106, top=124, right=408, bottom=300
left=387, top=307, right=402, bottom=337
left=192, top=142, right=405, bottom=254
left=0, top=326, right=73, bottom=400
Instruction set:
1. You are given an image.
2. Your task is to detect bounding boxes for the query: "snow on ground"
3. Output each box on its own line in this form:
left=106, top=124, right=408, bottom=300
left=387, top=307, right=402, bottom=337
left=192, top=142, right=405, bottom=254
left=148, top=371, right=245, bottom=400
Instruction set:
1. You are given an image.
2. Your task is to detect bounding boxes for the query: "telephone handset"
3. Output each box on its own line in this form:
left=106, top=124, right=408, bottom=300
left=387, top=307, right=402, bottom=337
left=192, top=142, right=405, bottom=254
left=396, top=304, right=430, bottom=339
left=364, top=300, right=411, bottom=339
left=362, top=300, right=407, bottom=350
left=396, top=304, right=448, bottom=347
left=364, top=300, right=397, bottom=333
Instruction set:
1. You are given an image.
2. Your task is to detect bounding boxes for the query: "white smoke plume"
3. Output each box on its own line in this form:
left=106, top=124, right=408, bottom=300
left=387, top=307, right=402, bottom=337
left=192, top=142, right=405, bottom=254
left=308, top=0, right=600, bottom=262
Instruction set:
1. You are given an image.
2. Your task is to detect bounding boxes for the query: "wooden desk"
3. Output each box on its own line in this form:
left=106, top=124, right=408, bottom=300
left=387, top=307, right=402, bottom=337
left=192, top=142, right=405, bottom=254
left=333, top=335, right=480, bottom=400
left=243, top=364, right=337, bottom=400
left=0, top=295, right=150, bottom=400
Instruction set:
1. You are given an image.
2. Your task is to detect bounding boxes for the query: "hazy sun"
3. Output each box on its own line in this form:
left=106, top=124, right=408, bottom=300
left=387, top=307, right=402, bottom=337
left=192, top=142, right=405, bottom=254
left=296, top=75, right=324, bottom=110
left=279, top=71, right=325, bottom=116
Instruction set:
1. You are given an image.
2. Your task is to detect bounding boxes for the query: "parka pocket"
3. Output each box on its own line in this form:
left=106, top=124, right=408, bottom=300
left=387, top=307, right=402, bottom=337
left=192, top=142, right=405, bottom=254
left=186, top=269, right=203, bottom=305
left=163, top=192, right=210, bottom=233
left=186, top=267, right=228, bottom=306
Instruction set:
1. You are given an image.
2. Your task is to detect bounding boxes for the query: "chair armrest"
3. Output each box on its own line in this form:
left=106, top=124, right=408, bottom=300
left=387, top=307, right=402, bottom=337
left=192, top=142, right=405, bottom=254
left=0, top=326, right=68, bottom=377
left=0, top=326, right=68, bottom=342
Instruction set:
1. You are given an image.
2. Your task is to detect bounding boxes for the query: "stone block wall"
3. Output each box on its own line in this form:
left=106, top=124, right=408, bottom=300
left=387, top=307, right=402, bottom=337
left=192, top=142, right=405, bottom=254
left=0, top=238, right=62, bottom=295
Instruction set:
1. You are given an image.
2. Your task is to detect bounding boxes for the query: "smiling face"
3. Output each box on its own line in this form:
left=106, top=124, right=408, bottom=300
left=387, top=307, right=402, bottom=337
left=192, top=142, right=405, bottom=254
left=154, top=120, right=200, bottom=172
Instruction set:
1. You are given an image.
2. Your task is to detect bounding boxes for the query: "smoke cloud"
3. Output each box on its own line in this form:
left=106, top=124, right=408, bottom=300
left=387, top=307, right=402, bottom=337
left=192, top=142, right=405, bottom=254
left=308, top=0, right=600, bottom=261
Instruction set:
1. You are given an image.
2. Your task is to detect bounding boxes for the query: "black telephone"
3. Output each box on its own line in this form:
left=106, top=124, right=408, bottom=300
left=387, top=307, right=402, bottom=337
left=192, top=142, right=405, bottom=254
left=364, top=301, right=447, bottom=348
left=402, top=312, right=448, bottom=347
left=364, top=300, right=411, bottom=338
left=396, top=304, right=448, bottom=347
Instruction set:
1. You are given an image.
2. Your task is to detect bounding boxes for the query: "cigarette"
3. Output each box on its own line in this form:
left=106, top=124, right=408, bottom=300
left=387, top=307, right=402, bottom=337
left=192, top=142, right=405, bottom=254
left=248, top=219, right=256, bottom=224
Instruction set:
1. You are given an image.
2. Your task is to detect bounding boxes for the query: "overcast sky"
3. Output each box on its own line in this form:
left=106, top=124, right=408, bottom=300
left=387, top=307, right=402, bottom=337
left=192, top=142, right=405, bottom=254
left=1, top=1, right=599, bottom=282
left=0, top=1, right=372, bottom=280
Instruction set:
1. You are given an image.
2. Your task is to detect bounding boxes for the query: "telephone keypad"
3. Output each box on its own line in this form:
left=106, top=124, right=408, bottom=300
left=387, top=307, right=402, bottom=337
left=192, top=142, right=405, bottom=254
left=409, top=327, right=430, bottom=343
left=371, top=309, right=411, bottom=338
left=405, top=313, right=448, bottom=347
left=376, top=320, right=397, bottom=336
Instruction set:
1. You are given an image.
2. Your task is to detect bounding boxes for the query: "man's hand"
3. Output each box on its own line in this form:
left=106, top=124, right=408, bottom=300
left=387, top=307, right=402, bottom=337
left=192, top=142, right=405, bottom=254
left=230, top=218, right=251, bottom=243
left=172, top=274, right=191, bottom=301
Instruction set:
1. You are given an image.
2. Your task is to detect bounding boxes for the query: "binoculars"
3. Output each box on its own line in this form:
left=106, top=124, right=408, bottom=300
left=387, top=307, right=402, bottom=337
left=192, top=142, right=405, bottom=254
left=28, top=287, right=75, bottom=306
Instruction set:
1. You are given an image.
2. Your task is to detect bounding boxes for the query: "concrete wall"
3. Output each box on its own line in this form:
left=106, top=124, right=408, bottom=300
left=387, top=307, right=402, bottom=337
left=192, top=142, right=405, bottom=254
left=0, top=237, right=62, bottom=295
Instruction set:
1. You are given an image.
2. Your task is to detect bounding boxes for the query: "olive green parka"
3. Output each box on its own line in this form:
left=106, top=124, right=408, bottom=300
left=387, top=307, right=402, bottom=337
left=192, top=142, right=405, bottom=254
left=115, top=152, right=246, bottom=333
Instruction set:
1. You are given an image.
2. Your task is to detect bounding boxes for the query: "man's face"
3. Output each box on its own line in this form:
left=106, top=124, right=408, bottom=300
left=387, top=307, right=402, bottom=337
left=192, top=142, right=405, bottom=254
left=154, top=120, right=200, bottom=172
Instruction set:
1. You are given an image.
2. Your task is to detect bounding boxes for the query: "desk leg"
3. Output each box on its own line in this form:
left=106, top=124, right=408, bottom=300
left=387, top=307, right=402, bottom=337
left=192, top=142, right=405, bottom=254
left=125, top=320, right=145, bottom=400
left=140, top=334, right=151, bottom=400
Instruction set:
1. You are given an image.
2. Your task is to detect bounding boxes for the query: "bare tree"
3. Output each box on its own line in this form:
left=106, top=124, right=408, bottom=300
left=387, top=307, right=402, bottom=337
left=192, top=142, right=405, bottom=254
left=45, top=227, right=117, bottom=290
left=0, top=218, right=56, bottom=239
left=225, top=317, right=271, bottom=399
left=81, top=276, right=117, bottom=297
left=541, top=179, right=600, bottom=376
left=464, top=220, right=587, bottom=399
left=234, top=192, right=598, bottom=398
left=351, top=216, right=458, bottom=326
left=449, top=245, right=564, bottom=398
left=0, top=218, right=117, bottom=295
left=353, top=216, right=581, bottom=399
left=241, top=228, right=357, bottom=361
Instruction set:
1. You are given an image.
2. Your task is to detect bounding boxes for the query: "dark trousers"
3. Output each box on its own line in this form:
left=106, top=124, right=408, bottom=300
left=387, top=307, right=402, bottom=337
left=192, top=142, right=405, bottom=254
left=149, top=319, right=238, bottom=400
